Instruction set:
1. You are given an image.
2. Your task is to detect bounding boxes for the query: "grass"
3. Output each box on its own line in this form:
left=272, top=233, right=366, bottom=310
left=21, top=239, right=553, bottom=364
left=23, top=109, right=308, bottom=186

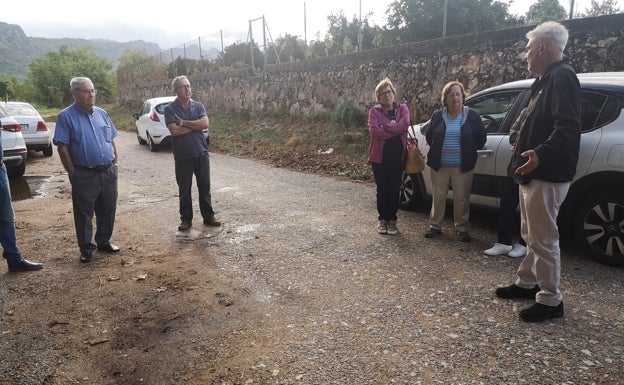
left=207, top=110, right=372, bottom=182
left=52, top=103, right=374, bottom=183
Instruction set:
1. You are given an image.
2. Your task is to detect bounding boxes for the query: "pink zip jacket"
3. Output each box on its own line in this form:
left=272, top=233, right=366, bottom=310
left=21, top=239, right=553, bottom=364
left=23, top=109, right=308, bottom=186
left=367, top=102, right=410, bottom=164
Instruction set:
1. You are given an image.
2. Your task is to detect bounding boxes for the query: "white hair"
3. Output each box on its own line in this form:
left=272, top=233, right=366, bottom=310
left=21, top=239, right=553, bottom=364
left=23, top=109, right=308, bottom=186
left=70, top=77, right=92, bottom=90
left=526, top=21, right=569, bottom=52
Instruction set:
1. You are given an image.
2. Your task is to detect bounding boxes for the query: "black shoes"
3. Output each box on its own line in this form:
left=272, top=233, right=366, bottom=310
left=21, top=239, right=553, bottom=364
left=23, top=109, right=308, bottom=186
left=97, top=243, right=120, bottom=253
left=520, top=302, right=564, bottom=322
left=80, top=251, right=93, bottom=263
left=496, top=285, right=563, bottom=322
left=458, top=231, right=471, bottom=242
left=495, top=284, right=540, bottom=299
left=424, top=227, right=441, bottom=238
left=8, top=259, right=43, bottom=272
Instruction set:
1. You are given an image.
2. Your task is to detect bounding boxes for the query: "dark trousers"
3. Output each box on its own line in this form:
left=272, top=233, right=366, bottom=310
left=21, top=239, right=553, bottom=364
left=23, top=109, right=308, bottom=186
left=175, top=153, right=214, bottom=223
left=498, top=176, right=525, bottom=246
left=371, top=160, right=404, bottom=221
left=70, top=165, right=118, bottom=253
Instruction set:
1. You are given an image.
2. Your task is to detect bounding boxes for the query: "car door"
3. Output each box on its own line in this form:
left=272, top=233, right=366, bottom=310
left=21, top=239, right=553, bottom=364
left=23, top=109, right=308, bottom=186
left=573, top=90, right=610, bottom=178
left=464, top=89, right=528, bottom=207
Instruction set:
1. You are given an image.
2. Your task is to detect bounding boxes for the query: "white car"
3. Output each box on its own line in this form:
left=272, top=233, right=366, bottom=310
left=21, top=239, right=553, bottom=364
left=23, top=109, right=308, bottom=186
left=132, top=96, right=210, bottom=152
left=401, top=72, right=624, bottom=267
left=2, top=101, right=53, bottom=156
left=0, top=104, right=27, bottom=179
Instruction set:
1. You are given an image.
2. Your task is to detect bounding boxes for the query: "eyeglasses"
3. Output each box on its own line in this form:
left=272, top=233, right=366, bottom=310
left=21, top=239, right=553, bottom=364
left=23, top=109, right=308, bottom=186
left=380, top=90, right=394, bottom=97
left=76, top=89, right=97, bottom=95
left=175, top=84, right=191, bottom=90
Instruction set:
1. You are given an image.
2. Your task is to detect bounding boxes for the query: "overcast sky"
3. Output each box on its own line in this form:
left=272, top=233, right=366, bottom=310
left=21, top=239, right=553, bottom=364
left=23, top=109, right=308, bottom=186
left=1, top=0, right=595, bottom=50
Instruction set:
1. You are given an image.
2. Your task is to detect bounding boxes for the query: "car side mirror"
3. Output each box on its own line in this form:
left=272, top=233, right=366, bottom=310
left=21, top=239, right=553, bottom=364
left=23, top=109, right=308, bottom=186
left=132, top=113, right=139, bottom=120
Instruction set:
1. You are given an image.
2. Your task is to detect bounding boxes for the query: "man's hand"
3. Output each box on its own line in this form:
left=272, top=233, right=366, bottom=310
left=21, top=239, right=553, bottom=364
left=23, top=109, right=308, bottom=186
left=514, top=149, right=539, bottom=176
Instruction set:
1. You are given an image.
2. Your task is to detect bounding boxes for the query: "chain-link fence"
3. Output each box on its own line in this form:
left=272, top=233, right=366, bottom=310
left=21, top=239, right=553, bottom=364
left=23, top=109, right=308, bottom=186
left=117, top=18, right=285, bottom=86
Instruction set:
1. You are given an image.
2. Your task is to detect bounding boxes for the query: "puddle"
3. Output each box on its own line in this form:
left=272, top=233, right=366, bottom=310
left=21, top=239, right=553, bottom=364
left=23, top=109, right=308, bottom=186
left=9, top=175, right=51, bottom=201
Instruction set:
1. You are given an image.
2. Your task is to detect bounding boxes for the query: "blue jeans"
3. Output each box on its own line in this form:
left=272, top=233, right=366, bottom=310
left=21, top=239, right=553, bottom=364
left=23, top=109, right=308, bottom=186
left=0, top=163, right=23, bottom=265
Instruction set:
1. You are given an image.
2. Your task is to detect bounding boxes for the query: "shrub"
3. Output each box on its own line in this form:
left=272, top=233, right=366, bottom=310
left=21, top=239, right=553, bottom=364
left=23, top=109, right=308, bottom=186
left=331, top=101, right=366, bottom=130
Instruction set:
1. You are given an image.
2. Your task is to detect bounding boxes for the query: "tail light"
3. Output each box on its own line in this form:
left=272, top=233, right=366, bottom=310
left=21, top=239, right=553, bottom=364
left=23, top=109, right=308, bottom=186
left=150, top=110, right=161, bottom=122
left=37, top=121, right=48, bottom=131
left=1, top=122, right=21, bottom=132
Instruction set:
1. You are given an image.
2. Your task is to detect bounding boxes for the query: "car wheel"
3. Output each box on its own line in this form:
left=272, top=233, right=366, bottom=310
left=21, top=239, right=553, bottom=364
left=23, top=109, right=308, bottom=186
left=148, top=135, right=159, bottom=152
left=7, top=162, right=26, bottom=179
left=573, top=192, right=624, bottom=266
left=137, top=131, right=147, bottom=145
left=42, top=144, right=53, bottom=157
left=399, top=171, right=428, bottom=210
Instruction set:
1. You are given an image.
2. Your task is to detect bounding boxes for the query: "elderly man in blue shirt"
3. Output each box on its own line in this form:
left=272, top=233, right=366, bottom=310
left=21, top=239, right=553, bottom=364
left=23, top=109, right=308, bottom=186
left=54, top=77, right=120, bottom=263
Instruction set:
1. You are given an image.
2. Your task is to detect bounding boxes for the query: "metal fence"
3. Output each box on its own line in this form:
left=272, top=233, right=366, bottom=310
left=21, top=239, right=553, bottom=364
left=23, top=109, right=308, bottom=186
left=117, top=19, right=274, bottom=85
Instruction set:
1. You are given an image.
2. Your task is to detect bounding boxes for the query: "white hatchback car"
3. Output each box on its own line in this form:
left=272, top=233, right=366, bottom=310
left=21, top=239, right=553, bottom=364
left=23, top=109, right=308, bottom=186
left=402, top=72, right=624, bottom=267
left=132, top=96, right=210, bottom=152
left=3, top=101, right=53, bottom=156
left=0, top=104, right=27, bottom=179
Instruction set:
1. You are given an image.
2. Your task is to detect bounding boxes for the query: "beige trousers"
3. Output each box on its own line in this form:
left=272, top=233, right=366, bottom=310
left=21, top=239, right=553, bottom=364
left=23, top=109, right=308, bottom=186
left=515, top=180, right=570, bottom=306
left=429, top=167, right=473, bottom=233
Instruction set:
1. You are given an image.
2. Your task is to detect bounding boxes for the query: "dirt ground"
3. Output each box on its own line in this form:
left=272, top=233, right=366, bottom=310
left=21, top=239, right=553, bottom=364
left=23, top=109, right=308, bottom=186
left=1, top=128, right=623, bottom=385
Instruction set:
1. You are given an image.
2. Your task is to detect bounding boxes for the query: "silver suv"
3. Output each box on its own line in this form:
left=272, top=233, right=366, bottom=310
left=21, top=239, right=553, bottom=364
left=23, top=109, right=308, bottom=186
left=401, top=72, right=624, bottom=267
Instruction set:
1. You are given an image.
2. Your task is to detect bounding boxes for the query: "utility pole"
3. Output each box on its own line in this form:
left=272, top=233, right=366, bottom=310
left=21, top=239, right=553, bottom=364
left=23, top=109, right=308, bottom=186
left=304, top=2, right=307, bottom=46
left=569, top=0, right=575, bottom=19
left=443, top=0, right=448, bottom=37
left=358, top=0, right=363, bottom=51
left=263, top=15, right=267, bottom=70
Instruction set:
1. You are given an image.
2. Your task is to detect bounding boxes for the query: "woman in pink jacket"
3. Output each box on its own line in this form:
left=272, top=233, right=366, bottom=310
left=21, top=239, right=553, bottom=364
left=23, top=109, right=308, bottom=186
left=367, top=78, right=410, bottom=235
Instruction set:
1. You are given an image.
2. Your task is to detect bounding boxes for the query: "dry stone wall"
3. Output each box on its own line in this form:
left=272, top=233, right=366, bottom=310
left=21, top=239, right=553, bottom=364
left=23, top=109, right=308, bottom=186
left=119, top=14, right=624, bottom=123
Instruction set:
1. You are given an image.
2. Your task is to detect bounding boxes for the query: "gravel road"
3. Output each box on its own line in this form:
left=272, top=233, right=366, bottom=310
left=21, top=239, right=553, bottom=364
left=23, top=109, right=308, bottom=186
left=1, top=128, right=622, bottom=384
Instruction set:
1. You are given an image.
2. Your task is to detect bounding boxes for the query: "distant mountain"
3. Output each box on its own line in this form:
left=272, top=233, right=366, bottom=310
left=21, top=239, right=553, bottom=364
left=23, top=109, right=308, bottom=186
left=0, top=21, right=162, bottom=80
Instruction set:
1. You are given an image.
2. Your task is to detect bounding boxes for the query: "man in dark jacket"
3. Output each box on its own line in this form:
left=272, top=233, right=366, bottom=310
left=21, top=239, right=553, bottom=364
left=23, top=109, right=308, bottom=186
left=495, top=21, right=581, bottom=322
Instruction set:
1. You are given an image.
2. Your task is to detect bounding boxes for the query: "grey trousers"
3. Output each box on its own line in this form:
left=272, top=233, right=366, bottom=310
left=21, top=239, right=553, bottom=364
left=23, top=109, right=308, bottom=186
left=70, top=164, right=118, bottom=253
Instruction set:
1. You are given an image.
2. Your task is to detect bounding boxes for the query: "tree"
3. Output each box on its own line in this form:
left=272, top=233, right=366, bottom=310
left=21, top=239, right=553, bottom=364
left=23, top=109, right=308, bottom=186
left=165, top=56, right=210, bottom=78
left=219, top=41, right=263, bottom=69
left=27, top=46, right=115, bottom=108
left=266, top=34, right=307, bottom=64
left=0, top=74, right=17, bottom=102
left=581, top=0, right=622, bottom=16
left=324, top=11, right=381, bottom=55
left=525, top=0, right=567, bottom=24
left=117, top=48, right=165, bottom=85
left=385, top=0, right=521, bottom=44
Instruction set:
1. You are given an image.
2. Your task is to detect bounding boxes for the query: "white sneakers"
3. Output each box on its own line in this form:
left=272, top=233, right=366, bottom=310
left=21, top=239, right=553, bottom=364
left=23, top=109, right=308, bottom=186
left=484, top=243, right=527, bottom=258
left=484, top=243, right=513, bottom=256
left=508, top=243, right=527, bottom=258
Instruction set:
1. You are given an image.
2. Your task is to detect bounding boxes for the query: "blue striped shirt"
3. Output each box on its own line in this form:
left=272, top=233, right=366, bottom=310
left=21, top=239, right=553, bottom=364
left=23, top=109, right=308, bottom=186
left=441, top=113, right=462, bottom=168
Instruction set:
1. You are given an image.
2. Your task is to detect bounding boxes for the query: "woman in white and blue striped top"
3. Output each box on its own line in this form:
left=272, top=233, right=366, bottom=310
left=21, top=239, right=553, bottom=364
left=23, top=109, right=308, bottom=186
left=422, top=81, right=486, bottom=242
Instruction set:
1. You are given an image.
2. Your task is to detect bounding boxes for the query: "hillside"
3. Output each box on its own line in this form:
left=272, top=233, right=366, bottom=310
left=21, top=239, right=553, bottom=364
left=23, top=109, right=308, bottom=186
left=0, top=21, right=161, bottom=80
